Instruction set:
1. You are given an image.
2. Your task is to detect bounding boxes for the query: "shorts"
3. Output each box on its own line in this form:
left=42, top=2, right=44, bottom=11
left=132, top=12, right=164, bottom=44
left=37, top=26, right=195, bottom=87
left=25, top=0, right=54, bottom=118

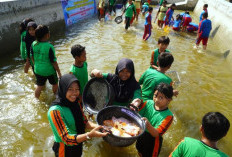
left=99, top=8, right=104, bottom=16
left=136, top=9, right=140, bottom=15
left=158, top=20, right=164, bottom=26
left=183, top=17, right=192, bottom=27
left=136, top=131, right=163, bottom=157
left=196, top=35, right=208, bottom=46
left=172, top=27, right=180, bottom=31
left=35, top=73, right=58, bottom=86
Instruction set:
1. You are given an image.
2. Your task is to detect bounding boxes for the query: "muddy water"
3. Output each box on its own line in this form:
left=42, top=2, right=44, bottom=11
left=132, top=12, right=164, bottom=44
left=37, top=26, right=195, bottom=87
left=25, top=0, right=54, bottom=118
left=0, top=9, right=231, bottom=157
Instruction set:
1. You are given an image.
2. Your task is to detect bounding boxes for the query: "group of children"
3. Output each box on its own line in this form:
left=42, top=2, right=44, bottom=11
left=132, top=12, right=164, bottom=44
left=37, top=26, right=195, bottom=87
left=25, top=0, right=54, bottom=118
left=19, top=2, right=229, bottom=157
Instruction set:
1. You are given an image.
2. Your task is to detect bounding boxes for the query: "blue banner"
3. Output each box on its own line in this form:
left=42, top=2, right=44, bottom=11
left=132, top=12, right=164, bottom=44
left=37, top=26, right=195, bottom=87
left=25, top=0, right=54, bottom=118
left=61, top=0, right=97, bottom=26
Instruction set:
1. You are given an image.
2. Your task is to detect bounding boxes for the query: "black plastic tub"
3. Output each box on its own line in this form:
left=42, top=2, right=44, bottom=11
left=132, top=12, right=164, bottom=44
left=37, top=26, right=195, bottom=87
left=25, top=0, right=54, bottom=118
left=97, top=106, right=145, bottom=147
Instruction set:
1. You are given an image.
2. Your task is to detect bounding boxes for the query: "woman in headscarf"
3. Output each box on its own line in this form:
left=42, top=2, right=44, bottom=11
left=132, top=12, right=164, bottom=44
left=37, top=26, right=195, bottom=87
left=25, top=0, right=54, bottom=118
left=91, top=58, right=142, bottom=107
left=47, top=74, right=107, bottom=157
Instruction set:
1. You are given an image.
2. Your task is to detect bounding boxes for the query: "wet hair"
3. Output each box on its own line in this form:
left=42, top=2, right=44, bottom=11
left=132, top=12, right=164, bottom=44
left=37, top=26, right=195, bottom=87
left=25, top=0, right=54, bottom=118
left=20, top=18, right=33, bottom=34
left=35, top=25, right=49, bottom=42
left=158, top=36, right=170, bottom=45
left=148, top=7, right=153, bottom=12
left=71, top=44, right=85, bottom=58
left=203, top=4, right=208, bottom=8
left=27, top=21, right=37, bottom=30
left=163, top=0, right=167, bottom=4
left=176, top=14, right=182, bottom=20
left=156, top=83, right=173, bottom=99
left=203, top=12, right=208, bottom=19
left=171, top=3, right=176, bottom=8
left=158, top=52, right=174, bottom=68
left=202, top=112, right=230, bottom=142
left=185, top=11, right=190, bottom=14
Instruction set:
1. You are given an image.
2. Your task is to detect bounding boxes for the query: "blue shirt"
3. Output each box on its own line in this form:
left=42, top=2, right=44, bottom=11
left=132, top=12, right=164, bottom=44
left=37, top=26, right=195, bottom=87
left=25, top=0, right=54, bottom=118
left=142, top=5, right=149, bottom=13
left=199, top=10, right=207, bottom=22
left=173, top=19, right=181, bottom=28
left=199, top=19, right=212, bottom=38
left=189, top=22, right=198, bottom=28
left=166, top=8, right=174, bottom=22
left=144, top=13, right=152, bottom=25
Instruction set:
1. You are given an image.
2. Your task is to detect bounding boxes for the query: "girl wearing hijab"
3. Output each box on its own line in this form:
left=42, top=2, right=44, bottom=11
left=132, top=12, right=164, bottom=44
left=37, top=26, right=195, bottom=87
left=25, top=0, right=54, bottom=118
left=25, top=21, right=37, bottom=73
left=47, top=74, right=108, bottom=157
left=91, top=58, right=142, bottom=107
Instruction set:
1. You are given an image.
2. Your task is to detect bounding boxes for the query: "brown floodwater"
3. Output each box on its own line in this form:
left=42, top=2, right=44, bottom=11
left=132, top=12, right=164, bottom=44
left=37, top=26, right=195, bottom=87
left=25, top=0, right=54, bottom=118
left=0, top=8, right=231, bottom=157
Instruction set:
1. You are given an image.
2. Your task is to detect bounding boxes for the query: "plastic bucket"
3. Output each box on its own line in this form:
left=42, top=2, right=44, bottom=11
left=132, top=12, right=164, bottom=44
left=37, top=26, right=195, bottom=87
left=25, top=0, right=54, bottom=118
left=97, top=106, right=145, bottom=147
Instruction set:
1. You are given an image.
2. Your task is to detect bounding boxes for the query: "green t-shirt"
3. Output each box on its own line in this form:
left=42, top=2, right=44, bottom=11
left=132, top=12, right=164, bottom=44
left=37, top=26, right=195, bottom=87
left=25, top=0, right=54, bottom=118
left=139, top=68, right=172, bottom=101
left=47, top=104, right=87, bottom=145
left=170, top=137, right=229, bottom=157
left=139, top=100, right=173, bottom=134
left=102, top=73, right=142, bottom=106
left=32, top=41, right=57, bottom=76
left=125, top=3, right=136, bottom=18
left=70, top=62, right=88, bottom=94
left=150, top=48, right=170, bottom=66
left=109, top=0, right=115, bottom=6
left=20, top=31, right=27, bottom=60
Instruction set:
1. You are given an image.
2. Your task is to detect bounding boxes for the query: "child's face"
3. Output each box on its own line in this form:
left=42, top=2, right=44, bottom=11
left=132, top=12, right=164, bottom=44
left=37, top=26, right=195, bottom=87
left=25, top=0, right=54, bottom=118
left=153, top=91, right=171, bottom=109
left=28, top=27, right=35, bottom=36
left=158, top=43, right=169, bottom=52
left=119, top=68, right=131, bottom=81
left=76, top=50, right=86, bottom=63
left=66, top=82, right=80, bottom=102
left=129, top=0, right=132, bottom=4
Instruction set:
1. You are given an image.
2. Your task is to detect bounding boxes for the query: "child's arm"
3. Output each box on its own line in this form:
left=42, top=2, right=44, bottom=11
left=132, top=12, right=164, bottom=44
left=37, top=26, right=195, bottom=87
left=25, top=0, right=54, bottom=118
left=142, top=115, right=173, bottom=137
left=53, top=62, right=62, bottom=78
left=150, top=51, right=158, bottom=69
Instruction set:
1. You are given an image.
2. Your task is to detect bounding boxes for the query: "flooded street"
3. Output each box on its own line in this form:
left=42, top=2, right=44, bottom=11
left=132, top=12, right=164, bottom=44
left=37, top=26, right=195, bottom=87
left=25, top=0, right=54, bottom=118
left=0, top=8, right=231, bottom=157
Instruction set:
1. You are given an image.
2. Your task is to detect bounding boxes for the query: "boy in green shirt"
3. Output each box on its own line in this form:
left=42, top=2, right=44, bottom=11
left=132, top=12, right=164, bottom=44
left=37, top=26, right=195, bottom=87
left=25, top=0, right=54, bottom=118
left=140, top=52, right=178, bottom=101
left=170, top=112, right=230, bottom=157
left=69, top=44, right=88, bottom=96
left=122, top=0, right=136, bottom=30
left=131, top=83, right=174, bottom=157
left=150, top=36, right=170, bottom=70
left=31, top=25, right=62, bottom=98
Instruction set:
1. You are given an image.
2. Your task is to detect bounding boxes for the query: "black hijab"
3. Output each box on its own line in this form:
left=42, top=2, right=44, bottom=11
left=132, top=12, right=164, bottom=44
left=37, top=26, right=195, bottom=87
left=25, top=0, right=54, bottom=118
left=106, top=58, right=141, bottom=103
left=25, top=21, right=37, bottom=58
left=51, top=74, right=86, bottom=134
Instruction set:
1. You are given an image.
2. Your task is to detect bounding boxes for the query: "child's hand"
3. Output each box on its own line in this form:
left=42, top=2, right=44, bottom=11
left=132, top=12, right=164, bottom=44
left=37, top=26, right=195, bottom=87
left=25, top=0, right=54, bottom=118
left=91, top=69, right=103, bottom=78
left=89, top=125, right=109, bottom=138
left=141, top=117, right=151, bottom=128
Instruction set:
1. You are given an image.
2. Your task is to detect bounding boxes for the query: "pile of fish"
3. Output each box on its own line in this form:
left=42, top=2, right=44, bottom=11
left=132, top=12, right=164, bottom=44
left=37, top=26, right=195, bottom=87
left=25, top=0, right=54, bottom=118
left=103, top=116, right=140, bottom=137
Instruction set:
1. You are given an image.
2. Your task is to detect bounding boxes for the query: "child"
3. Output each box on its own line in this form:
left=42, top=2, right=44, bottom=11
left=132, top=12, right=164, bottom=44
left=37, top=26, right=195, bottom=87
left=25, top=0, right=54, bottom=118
left=181, top=11, right=192, bottom=32
left=31, top=25, right=62, bottom=98
left=91, top=58, right=142, bottom=107
left=133, top=0, right=142, bottom=21
left=172, top=14, right=182, bottom=31
left=123, top=0, right=136, bottom=30
left=24, top=21, right=37, bottom=73
left=48, top=74, right=108, bottom=157
left=187, top=22, right=198, bottom=32
left=140, top=53, right=178, bottom=101
left=131, top=83, right=174, bottom=157
left=199, top=4, right=208, bottom=22
left=69, top=44, right=88, bottom=96
left=155, top=1, right=168, bottom=29
left=97, top=0, right=105, bottom=21
left=150, top=36, right=170, bottom=70
left=164, top=3, right=176, bottom=26
left=108, top=0, right=116, bottom=15
left=170, top=112, right=230, bottom=156
left=196, top=12, right=212, bottom=50
left=19, top=18, right=33, bottom=62
left=142, top=2, right=149, bottom=16
left=143, top=7, right=153, bottom=41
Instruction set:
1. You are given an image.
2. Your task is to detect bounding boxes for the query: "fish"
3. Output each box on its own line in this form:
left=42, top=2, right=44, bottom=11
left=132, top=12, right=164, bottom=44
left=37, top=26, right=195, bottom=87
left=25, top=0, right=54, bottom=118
left=103, top=116, right=140, bottom=137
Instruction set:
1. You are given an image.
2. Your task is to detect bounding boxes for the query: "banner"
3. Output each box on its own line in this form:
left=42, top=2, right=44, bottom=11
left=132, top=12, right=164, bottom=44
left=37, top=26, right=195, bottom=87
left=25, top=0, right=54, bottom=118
left=61, top=0, right=97, bottom=26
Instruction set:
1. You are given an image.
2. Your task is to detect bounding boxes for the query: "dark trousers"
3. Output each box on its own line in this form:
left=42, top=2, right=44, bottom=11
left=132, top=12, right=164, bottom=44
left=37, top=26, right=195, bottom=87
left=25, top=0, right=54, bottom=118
left=125, top=17, right=131, bottom=30
left=109, top=5, right=116, bottom=14
left=53, top=142, right=83, bottom=157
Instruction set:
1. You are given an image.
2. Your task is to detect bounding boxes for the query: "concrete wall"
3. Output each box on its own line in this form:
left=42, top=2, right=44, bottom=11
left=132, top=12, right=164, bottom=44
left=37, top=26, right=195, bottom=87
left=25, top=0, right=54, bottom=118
left=194, top=0, right=232, bottom=63
left=0, top=0, right=64, bottom=57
